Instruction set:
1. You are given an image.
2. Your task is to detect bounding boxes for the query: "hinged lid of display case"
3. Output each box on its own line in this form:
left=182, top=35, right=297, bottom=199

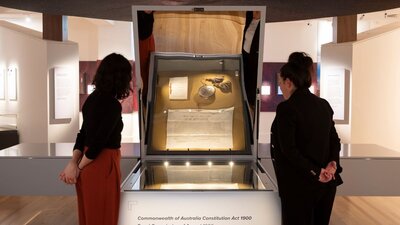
left=132, top=6, right=266, bottom=160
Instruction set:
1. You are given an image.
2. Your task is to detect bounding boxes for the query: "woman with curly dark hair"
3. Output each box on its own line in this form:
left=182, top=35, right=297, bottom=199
left=60, top=53, right=132, bottom=225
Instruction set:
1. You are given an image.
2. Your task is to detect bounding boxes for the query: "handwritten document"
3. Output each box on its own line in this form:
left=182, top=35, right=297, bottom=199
left=166, top=107, right=234, bottom=149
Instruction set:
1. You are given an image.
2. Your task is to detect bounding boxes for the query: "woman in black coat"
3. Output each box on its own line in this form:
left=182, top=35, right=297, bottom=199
left=271, top=58, right=343, bottom=225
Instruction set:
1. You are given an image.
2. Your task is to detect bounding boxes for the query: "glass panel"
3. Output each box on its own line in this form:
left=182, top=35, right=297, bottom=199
left=125, top=161, right=272, bottom=191
left=146, top=55, right=251, bottom=154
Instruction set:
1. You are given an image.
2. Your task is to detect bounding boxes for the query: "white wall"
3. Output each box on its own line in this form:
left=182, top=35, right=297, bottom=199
left=0, top=21, right=79, bottom=143
left=97, top=21, right=134, bottom=60
left=68, top=17, right=98, bottom=61
left=320, top=25, right=400, bottom=152
left=260, top=20, right=320, bottom=143
left=68, top=18, right=138, bottom=142
left=351, top=28, right=400, bottom=151
left=47, top=41, right=80, bottom=142
left=320, top=43, right=353, bottom=143
left=0, top=22, right=48, bottom=142
left=264, top=20, right=319, bottom=62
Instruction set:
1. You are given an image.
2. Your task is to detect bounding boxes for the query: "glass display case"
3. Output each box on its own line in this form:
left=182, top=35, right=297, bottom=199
left=119, top=5, right=280, bottom=225
left=120, top=52, right=280, bottom=224
left=122, top=160, right=275, bottom=191
left=145, top=53, right=252, bottom=155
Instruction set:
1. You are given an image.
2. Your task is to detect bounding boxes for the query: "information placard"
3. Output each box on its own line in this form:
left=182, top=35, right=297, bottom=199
left=119, top=191, right=281, bottom=225
left=54, top=67, right=73, bottom=119
left=50, top=67, right=73, bottom=124
left=321, top=68, right=350, bottom=124
left=7, top=67, right=17, bottom=101
left=0, top=68, right=5, bottom=100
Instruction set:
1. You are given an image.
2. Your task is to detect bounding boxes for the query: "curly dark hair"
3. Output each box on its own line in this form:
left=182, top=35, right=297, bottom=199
left=92, top=53, right=132, bottom=100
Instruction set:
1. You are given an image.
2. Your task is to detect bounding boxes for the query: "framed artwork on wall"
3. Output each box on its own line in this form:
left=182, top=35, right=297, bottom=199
left=0, top=68, right=5, bottom=100
left=7, top=67, right=17, bottom=101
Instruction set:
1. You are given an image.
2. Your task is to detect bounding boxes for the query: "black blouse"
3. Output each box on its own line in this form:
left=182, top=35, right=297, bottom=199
left=73, top=90, right=123, bottom=159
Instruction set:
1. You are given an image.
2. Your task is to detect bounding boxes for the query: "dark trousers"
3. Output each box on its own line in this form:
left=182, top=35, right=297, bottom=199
left=280, top=185, right=336, bottom=225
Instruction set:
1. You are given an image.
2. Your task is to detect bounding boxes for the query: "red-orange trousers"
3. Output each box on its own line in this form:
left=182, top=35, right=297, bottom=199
left=76, top=148, right=121, bottom=225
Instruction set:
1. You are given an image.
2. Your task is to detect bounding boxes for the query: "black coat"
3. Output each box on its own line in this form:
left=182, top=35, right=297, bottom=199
left=271, top=88, right=343, bottom=195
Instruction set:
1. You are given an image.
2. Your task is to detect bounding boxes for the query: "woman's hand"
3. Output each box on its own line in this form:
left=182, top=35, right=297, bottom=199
left=325, top=161, right=337, bottom=180
left=59, top=161, right=80, bottom=184
left=59, top=149, right=82, bottom=185
left=319, top=168, right=332, bottom=183
left=319, top=161, right=337, bottom=183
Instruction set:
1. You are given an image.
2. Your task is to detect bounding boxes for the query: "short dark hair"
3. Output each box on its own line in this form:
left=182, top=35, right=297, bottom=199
left=280, top=62, right=311, bottom=89
left=92, top=53, right=132, bottom=100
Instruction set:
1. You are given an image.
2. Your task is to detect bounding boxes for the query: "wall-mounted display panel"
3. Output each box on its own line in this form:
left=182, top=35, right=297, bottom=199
left=49, top=67, right=73, bottom=124
left=7, top=67, right=17, bottom=101
left=321, top=68, right=350, bottom=124
left=0, top=68, right=5, bottom=100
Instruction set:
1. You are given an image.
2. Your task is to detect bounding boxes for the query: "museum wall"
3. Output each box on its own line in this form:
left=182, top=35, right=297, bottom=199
left=68, top=18, right=134, bottom=60
left=263, top=20, right=319, bottom=62
left=352, top=26, right=400, bottom=151
left=97, top=21, right=134, bottom=60
left=0, top=22, right=48, bottom=142
left=320, top=42, right=353, bottom=144
left=46, top=41, right=80, bottom=143
left=68, top=18, right=138, bottom=142
left=259, top=20, right=320, bottom=142
left=0, top=21, right=79, bottom=143
left=68, top=17, right=99, bottom=61
left=320, top=23, right=400, bottom=152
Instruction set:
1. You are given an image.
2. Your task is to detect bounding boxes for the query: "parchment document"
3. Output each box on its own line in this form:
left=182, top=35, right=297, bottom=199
left=166, top=107, right=234, bottom=149
left=169, top=76, right=188, bottom=100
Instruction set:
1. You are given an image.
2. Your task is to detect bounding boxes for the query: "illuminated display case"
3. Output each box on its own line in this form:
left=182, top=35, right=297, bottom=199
left=122, top=52, right=275, bottom=191
left=145, top=53, right=252, bottom=155
left=122, top=160, right=274, bottom=191
left=119, top=5, right=281, bottom=225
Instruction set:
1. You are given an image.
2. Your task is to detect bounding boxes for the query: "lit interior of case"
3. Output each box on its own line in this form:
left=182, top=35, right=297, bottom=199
left=126, top=161, right=271, bottom=191
left=146, top=55, right=252, bottom=154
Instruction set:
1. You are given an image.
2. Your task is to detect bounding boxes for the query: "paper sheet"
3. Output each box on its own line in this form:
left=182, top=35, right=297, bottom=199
left=166, top=107, right=234, bottom=149
left=169, top=76, right=188, bottom=100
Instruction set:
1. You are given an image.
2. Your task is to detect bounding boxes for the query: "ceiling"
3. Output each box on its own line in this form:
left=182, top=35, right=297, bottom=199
left=1, top=0, right=400, bottom=23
